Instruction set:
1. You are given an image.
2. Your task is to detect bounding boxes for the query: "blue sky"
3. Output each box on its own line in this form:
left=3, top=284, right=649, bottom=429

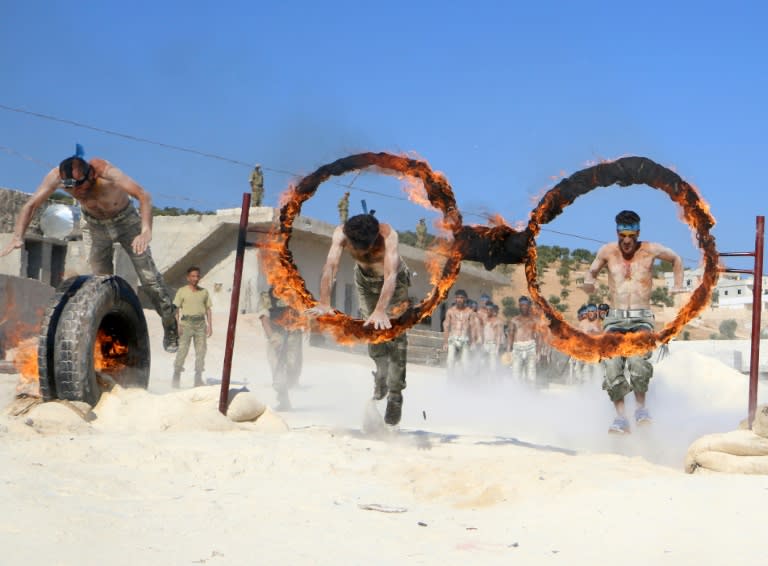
left=1, top=0, right=766, bottom=271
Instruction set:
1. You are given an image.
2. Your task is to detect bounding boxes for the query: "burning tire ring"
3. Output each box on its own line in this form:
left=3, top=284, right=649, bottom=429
left=38, top=275, right=150, bottom=405
left=524, top=156, right=720, bottom=361
left=272, top=152, right=463, bottom=344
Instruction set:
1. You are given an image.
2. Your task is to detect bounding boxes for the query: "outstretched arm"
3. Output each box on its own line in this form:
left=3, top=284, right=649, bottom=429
left=583, top=246, right=608, bottom=293
left=306, top=226, right=345, bottom=316
left=0, top=168, right=60, bottom=257
left=655, top=244, right=685, bottom=291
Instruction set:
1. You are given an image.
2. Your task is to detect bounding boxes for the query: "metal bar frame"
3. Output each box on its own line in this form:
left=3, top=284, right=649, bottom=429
left=219, top=193, right=252, bottom=414
left=720, top=216, right=764, bottom=428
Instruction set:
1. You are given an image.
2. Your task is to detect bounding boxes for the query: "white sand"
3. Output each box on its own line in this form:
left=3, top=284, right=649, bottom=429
left=1, top=311, right=768, bottom=565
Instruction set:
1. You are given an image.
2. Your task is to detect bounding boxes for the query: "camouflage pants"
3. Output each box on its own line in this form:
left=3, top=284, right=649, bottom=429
left=174, top=317, right=208, bottom=375
left=601, top=315, right=654, bottom=402
left=354, top=262, right=410, bottom=395
left=511, top=340, right=537, bottom=383
left=267, top=329, right=303, bottom=394
left=83, top=204, right=175, bottom=324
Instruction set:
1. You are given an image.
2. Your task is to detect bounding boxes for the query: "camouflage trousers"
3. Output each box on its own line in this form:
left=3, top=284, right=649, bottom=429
left=267, top=329, right=303, bottom=394
left=83, top=203, right=175, bottom=324
left=354, top=262, right=410, bottom=395
left=174, top=317, right=208, bottom=375
left=601, top=315, right=655, bottom=402
left=511, top=340, right=537, bottom=383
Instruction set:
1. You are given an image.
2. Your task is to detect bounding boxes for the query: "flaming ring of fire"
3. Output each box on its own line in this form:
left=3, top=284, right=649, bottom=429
left=269, top=152, right=463, bottom=344
left=523, top=156, right=719, bottom=361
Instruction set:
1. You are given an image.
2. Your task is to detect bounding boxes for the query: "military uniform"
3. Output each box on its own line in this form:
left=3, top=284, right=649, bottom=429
left=338, top=193, right=350, bottom=224
left=258, top=288, right=303, bottom=405
left=172, top=284, right=212, bottom=387
left=84, top=203, right=178, bottom=351
left=354, top=261, right=410, bottom=399
left=601, top=309, right=655, bottom=402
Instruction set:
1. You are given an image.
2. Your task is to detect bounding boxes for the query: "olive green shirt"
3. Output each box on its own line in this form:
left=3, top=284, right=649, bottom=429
left=174, top=285, right=212, bottom=317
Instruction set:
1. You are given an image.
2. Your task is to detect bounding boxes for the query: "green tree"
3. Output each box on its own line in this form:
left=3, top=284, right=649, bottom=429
left=652, top=259, right=675, bottom=278
left=650, top=286, right=674, bottom=307
left=571, top=248, right=595, bottom=264
left=501, top=296, right=520, bottom=319
left=719, top=319, right=738, bottom=339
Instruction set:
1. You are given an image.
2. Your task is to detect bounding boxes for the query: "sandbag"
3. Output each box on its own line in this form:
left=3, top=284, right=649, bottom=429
left=227, top=391, right=266, bottom=422
left=685, top=429, right=768, bottom=474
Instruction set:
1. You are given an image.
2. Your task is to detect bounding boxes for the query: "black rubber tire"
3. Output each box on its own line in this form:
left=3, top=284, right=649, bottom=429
left=53, top=275, right=151, bottom=406
left=37, top=276, right=90, bottom=401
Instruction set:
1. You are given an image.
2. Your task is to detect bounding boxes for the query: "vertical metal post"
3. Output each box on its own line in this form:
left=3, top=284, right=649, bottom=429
left=219, top=193, right=251, bottom=414
left=748, top=216, right=764, bottom=427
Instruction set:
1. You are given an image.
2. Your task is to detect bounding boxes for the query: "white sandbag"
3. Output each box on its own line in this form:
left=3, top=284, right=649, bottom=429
left=226, top=391, right=266, bottom=422
left=685, top=430, right=768, bottom=473
left=690, top=451, right=768, bottom=475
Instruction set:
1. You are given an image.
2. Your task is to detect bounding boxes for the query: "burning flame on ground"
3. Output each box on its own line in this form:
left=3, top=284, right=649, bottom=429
left=94, top=328, right=129, bottom=372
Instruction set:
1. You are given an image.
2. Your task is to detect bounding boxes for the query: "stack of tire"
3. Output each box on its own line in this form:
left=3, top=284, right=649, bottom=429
left=37, top=275, right=151, bottom=406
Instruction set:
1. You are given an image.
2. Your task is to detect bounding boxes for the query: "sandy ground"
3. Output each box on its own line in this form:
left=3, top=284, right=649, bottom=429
left=2, top=311, right=768, bottom=565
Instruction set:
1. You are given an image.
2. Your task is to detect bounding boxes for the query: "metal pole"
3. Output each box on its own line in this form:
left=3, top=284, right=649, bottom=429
left=748, top=216, right=765, bottom=428
left=219, top=193, right=251, bottom=414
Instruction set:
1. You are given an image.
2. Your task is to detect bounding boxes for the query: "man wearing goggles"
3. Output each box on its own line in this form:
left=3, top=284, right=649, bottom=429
left=582, top=210, right=685, bottom=434
left=0, top=151, right=179, bottom=354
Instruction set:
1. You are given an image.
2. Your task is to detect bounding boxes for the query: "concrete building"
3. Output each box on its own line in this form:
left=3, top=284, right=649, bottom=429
left=0, top=191, right=511, bottom=335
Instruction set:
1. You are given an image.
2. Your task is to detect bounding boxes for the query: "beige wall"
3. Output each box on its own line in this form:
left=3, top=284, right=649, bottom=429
left=2, top=204, right=510, bottom=331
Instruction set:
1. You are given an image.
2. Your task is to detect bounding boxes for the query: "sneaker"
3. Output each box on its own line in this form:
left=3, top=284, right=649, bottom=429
left=384, top=393, right=403, bottom=426
left=635, top=407, right=652, bottom=425
left=608, top=416, right=631, bottom=434
left=163, top=320, right=179, bottom=353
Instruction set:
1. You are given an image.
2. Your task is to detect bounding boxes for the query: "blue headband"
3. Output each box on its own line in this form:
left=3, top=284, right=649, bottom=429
left=617, top=223, right=640, bottom=232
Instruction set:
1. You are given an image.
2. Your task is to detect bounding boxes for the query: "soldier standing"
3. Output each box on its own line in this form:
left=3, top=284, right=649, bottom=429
left=258, top=285, right=304, bottom=410
left=338, top=191, right=350, bottom=224
left=415, top=218, right=427, bottom=248
left=172, top=266, right=213, bottom=388
left=249, top=165, right=264, bottom=206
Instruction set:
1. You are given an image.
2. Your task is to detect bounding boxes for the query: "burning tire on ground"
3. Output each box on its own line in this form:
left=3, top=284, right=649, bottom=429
left=37, top=275, right=91, bottom=401
left=38, top=275, right=150, bottom=406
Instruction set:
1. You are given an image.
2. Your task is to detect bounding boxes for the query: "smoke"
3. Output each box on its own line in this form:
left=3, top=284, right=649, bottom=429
left=287, top=348, right=763, bottom=470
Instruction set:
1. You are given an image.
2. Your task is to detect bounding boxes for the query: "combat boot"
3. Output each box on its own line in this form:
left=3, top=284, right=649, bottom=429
left=172, top=370, right=181, bottom=389
left=163, top=317, right=179, bottom=353
left=372, top=371, right=387, bottom=401
left=194, top=372, right=204, bottom=387
left=384, top=392, right=403, bottom=426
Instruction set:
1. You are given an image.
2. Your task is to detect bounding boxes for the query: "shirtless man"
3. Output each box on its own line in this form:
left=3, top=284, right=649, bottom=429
left=508, top=296, right=541, bottom=383
left=481, top=302, right=505, bottom=377
left=0, top=152, right=179, bottom=352
left=572, top=304, right=602, bottom=384
left=442, top=289, right=474, bottom=379
left=307, top=213, right=411, bottom=426
left=583, top=210, right=683, bottom=434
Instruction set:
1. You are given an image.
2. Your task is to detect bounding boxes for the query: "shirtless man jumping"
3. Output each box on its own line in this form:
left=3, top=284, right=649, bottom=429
left=0, top=151, right=179, bottom=353
left=583, top=210, right=684, bottom=434
left=307, top=213, right=411, bottom=426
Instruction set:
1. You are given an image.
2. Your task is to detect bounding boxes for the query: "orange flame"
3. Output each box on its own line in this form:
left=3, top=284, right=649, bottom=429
left=263, top=152, right=463, bottom=346
left=13, top=339, right=40, bottom=397
left=525, top=156, right=719, bottom=361
left=94, top=328, right=129, bottom=372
